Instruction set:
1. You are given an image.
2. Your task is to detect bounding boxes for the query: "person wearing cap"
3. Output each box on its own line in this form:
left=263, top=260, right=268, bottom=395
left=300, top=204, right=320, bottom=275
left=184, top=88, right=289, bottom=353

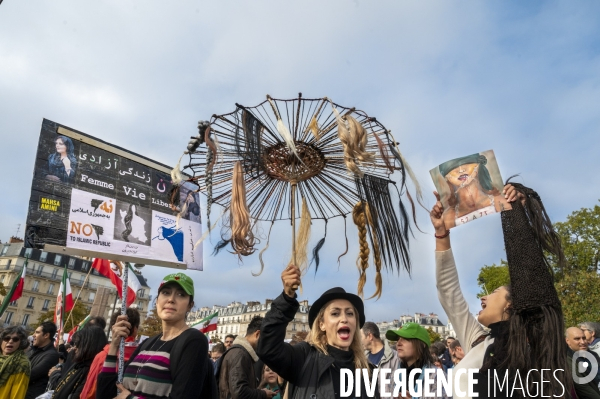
left=97, top=272, right=211, bottom=399
left=257, top=265, right=378, bottom=399
left=431, top=182, right=571, bottom=399
left=385, top=323, right=449, bottom=399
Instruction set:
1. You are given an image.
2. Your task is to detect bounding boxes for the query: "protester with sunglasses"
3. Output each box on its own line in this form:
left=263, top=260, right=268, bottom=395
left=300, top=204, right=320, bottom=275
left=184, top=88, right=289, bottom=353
left=0, top=326, right=31, bottom=399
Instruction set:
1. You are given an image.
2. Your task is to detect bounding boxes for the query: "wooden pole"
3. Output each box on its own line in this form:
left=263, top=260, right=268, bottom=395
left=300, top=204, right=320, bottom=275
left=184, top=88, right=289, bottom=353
left=291, top=183, right=299, bottom=291
left=64, top=265, right=93, bottom=331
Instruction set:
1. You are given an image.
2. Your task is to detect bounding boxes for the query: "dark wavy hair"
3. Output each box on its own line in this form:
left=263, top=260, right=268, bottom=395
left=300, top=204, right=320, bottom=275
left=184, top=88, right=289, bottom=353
left=1, top=326, right=29, bottom=351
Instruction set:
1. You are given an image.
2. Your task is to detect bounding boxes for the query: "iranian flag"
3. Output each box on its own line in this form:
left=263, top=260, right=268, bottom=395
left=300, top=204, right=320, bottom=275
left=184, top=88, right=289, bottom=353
left=92, top=259, right=142, bottom=307
left=0, top=259, right=27, bottom=319
left=66, top=314, right=92, bottom=342
left=54, top=268, right=74, bottom=330
left=192, top=311, right=218, bottom=334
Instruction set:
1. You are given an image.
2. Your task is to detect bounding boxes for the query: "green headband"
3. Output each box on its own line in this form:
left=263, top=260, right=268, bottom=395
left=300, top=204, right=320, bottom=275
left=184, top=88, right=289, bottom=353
left=438, top=153, right=494, bottom=191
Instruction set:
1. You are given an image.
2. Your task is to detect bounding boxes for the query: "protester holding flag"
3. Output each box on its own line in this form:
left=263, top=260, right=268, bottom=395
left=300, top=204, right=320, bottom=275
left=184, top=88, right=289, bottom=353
left=25, top=321, right=59, bottom=399
left=97, top=272, right=211, bottom=399
left=51, top=326, right=107, bottom=399
left=0, top=261, right=27, bottom=319
left=0, top=326, right=31, bottom=399
left=80, top=308, right=141, bottom=399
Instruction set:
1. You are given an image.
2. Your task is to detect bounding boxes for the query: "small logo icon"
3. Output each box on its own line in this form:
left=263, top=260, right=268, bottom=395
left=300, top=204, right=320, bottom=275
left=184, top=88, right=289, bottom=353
left=572, top=351, right=598, bottom=384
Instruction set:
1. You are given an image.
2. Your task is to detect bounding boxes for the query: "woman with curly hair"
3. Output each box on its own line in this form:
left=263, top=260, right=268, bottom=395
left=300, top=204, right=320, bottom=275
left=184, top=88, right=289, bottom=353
left=0, top=326, right=31, bottom=399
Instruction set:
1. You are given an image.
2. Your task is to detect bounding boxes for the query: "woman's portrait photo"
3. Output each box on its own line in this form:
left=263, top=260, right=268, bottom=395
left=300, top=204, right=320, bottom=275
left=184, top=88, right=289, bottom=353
left=429, top=149, right=511, bottom=229
left=46, top=135, right=78, bottom=183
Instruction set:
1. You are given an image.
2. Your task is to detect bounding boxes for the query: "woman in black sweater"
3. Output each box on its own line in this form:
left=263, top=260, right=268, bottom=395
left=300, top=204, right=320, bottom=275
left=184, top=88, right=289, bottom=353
left=257, top=265, right=379, bottom=399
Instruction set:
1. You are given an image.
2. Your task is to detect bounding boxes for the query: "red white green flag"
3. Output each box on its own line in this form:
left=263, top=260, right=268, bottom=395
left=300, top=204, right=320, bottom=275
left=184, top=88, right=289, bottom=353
left=66, top=314, right=92, bottom=342
left=0, top=259, right=27, bottom=319
left=92, top=259, right=142, bottom=307
left=54, top=267, right=74, bottom=331
left=191, top=311, right=218, bottom=334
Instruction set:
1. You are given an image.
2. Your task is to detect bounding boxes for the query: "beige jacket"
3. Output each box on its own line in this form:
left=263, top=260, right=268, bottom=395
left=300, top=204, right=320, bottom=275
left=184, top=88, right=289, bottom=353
left=436, top=249, right=493, bottom=399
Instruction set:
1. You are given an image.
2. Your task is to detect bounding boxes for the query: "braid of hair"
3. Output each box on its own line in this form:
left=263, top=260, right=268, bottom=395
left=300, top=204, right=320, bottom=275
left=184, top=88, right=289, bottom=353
left=364, top=204, right=383, bottom=300
left=346, top=115, right=375, bottom=165
left=353, top=201, right=370, bottom=298
left=332, top=104, right=363, bottom=176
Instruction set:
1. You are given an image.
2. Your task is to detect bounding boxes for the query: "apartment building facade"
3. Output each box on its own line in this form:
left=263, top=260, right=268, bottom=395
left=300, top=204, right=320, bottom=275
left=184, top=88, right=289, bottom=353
left=0, top=240, right=151, bottom=331
left=188, top=298, right=311, bottom=341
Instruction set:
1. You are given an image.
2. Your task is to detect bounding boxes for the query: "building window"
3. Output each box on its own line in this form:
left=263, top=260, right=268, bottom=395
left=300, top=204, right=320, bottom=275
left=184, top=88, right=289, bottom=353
left=21, top=314, right=30, bottom=326
left=32, top=280, right=40, bottom=292
left=42, top=299, right=50, bottom=311
left=81, top=261, right=89, bottom=272
left=0, top=246, right=8, bottom=256
left=9, top=300, right=17, bottom=307
left=138, top=289, right=145, bottom=299
left=92, top=269, right=99, bottom=276
left=27, top=297, right=35, bottom=309
left=79, top=274, right=85, bottom=284
left=47, top=284, right=55, bottom=295
left=25, top=248, right=33, bottom=258
left=68, top=258, right=76, bottom=269
left=88, top=292, right=95, bottom=302
left=40, top=251, right=47, bottom=262
left=5, top=260, right=11, bottom=270
left=5, top=312, right=13, bottom=324
left=51, top=268, right=58, bottom=279
left=0, top=275, right=4, bottom=284
left=137, top=300, right=143, bottom=311
left=36, top=264, right=44, bottom=276
left=54, top=255, right=62, bottom=266
left=68, top=272, right=72, bottom=279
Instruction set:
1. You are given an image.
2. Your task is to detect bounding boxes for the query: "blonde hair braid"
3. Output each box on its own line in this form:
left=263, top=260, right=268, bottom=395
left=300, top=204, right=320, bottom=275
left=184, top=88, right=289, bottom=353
left=353, top=201, right=370, bottom=298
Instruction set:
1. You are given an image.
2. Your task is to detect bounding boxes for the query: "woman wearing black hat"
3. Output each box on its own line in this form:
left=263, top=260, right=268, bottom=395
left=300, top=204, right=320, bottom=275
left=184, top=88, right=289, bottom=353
left=257, top=265, right=378, bottom=399
left=431, top=183, right=571, bottom=399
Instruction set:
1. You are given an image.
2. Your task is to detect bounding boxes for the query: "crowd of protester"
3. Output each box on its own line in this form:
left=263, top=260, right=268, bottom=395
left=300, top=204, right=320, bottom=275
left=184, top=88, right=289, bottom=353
left=2, top=183, right=600, bottom=398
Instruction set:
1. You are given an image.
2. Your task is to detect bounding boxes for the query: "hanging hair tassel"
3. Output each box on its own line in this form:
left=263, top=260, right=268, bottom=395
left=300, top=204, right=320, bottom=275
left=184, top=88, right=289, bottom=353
left=307, top=116, right=320, bottom=141
left=374, top=132, right=395, bottom=173
left=212, top=239, right=231, bottom=256
left=364, top=204, right=383, bottom=300
left=194, top=210, right=224, bottom=250
left=205, top=147, right=214, bottom=229
left=337, top=216, right=349, bottom=267
left=171, top=153, right=185, bottom=186
left=267, top=95, right=301, bottom=160
left=310, top=221, right=328, bottom=274
left=254, top=222, right=274, bottom=277
left=204, top=125, right=217, bottom=230
left=227, top=161, right=256, bottom=258
left=346, top=115, right=375, bottom=164
left=353, top=201, right=370, bottom=298
left=387, top=130, right=425, bottom=210
left=331, top=102, right=373, bottom=176
left=290, top=197, right=311, bottom=274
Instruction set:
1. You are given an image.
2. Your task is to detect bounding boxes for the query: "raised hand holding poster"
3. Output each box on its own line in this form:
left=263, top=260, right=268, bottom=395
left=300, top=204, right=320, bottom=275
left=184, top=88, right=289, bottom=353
left=430, top=149, right=511, bottom=229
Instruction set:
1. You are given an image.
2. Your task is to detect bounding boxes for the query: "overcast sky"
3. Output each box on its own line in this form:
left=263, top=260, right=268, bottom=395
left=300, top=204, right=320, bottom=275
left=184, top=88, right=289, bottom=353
left=1, top=1, right=599, bottom=324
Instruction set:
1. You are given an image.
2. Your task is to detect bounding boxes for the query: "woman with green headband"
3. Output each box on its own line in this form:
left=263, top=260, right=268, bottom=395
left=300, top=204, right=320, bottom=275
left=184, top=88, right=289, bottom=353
left=437, top=153, right=510, bottom=229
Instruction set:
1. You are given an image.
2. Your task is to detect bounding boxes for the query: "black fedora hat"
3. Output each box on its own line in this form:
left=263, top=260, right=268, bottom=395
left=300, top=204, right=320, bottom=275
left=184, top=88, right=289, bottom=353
left=308, top=287, right=365, bottom=328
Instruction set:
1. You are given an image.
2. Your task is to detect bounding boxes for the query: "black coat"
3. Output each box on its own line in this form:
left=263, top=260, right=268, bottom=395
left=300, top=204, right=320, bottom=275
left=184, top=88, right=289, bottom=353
left=25, top=342, right=59, bottom=399
left=257, top=292, right=379, bottom=399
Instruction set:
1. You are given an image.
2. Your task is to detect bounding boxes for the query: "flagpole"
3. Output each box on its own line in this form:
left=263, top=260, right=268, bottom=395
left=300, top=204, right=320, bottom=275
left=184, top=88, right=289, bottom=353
left=64, top=265, right=94, bottom=331
left=117, top=262, right=129, bottom=384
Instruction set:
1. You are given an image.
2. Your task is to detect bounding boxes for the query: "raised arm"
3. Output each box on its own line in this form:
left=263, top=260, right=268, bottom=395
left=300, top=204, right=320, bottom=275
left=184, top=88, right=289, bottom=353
left=430, top=191, right=484, bottom=350
left=257, top=265, right=308, bottom=385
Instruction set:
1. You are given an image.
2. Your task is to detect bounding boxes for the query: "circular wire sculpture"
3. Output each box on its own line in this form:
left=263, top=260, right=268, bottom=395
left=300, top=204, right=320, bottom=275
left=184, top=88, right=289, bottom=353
left=173, top=93, right=423, bottom=299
